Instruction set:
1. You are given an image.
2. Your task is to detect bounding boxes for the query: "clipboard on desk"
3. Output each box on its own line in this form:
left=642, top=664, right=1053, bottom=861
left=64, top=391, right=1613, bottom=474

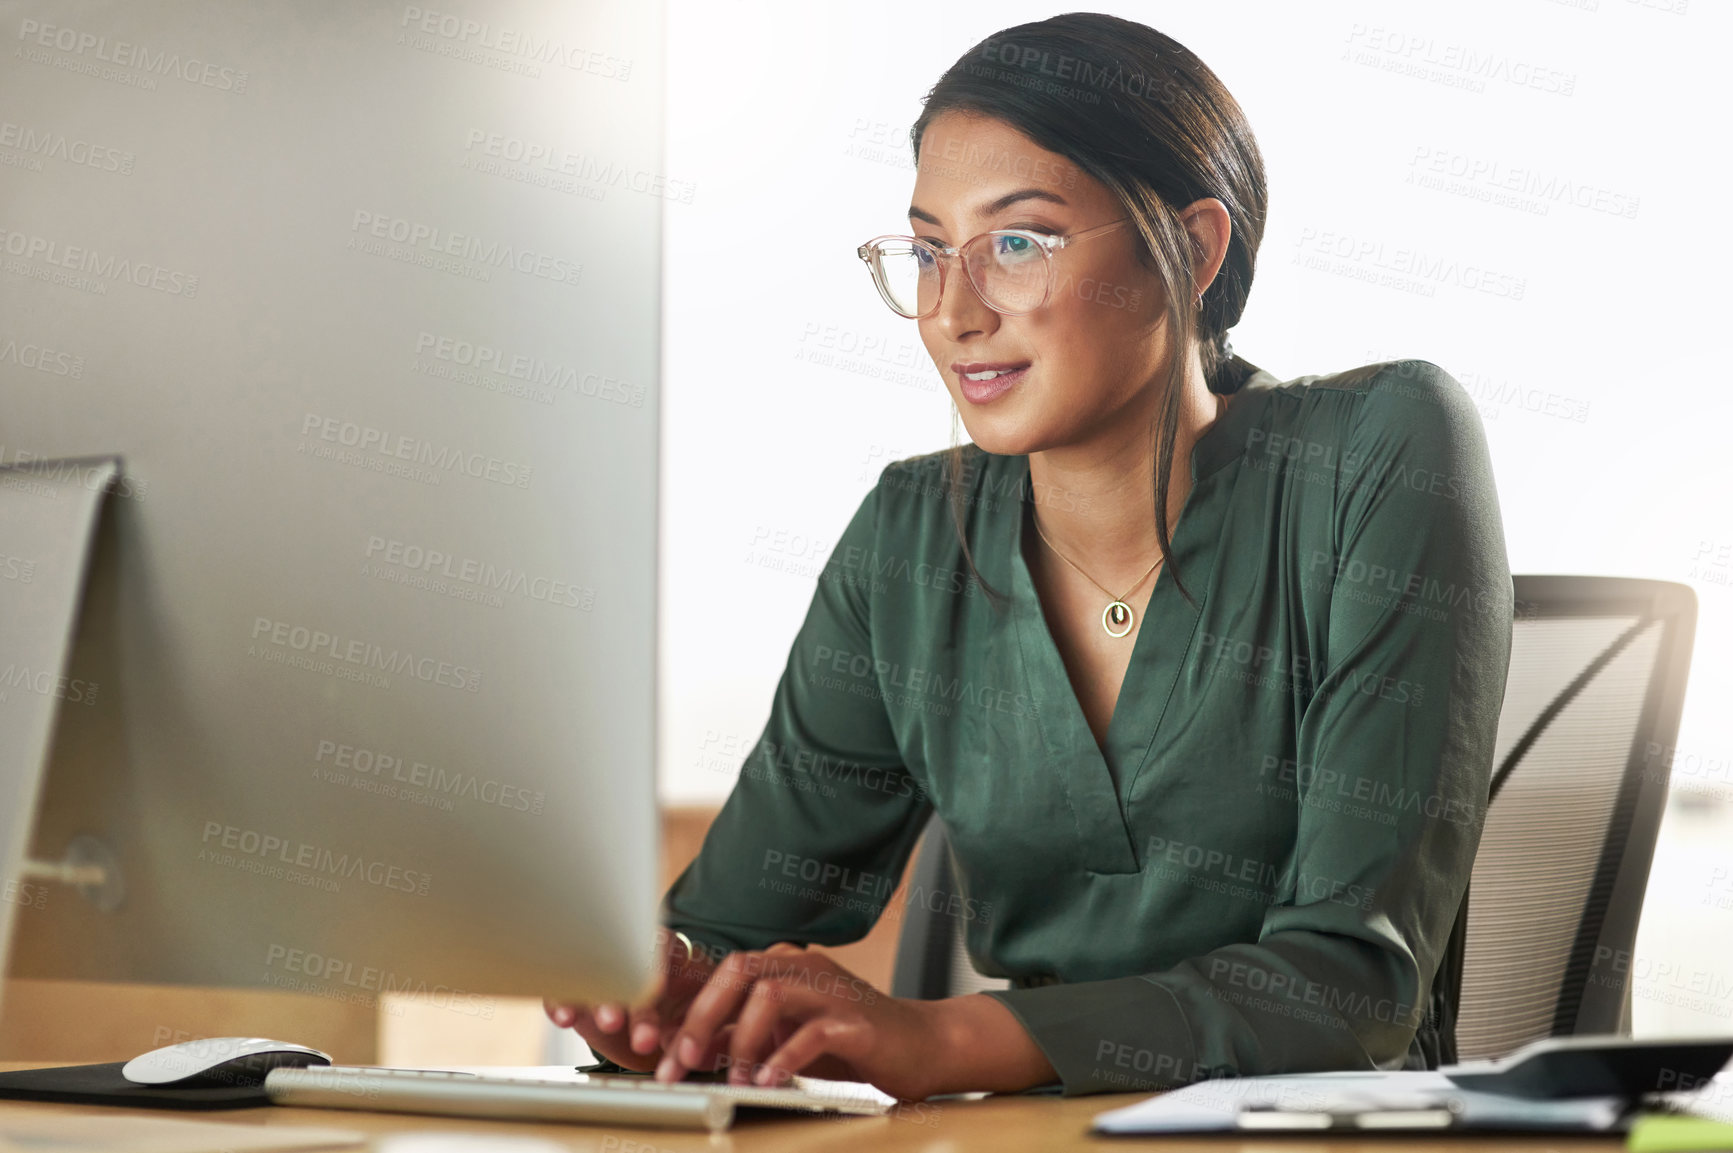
left=1093, top=1036, right=1733, bottom=1136
left=1091, top=1070, right=1633, bottom=1136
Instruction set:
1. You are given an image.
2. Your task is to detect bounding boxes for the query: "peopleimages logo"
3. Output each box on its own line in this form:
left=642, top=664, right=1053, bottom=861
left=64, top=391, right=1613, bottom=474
left=0, top=120, right=135, bottom=174
left=0, top=663, right=98, bottom=706
left=299, top=413, right=532, bottom=490
left=0, top=450, right=147, bottom=499
left=249, top=617, right=483, bottom=693
left=398, top=7, right=632, bottom=79
left=349, top=210, right=581, bottom=286
left=413, top=331, right=644, bottom=407
left=314, top=739, right=546, bottom=815
left=0, top=226, right=198, bottom=296
left=264, top=944, right=494, bottom=1018
left=15, top=19, right=249, bottom=91
left=200, top=821, right=432, bottom=896
left=365, top=535, right=594, bottom=610
left=0, top=336, right=84, bottom=377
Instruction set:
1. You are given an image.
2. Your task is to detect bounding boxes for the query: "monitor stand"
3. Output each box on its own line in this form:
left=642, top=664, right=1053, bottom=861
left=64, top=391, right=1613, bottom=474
left=0, top=456, right=126, bottom=981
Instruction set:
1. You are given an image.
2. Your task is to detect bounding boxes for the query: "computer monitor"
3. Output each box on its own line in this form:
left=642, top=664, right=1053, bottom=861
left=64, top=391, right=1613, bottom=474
left=0, top=0, right=665, bottom=1021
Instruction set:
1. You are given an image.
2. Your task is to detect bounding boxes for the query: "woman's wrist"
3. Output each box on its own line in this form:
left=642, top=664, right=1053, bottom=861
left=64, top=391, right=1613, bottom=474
left=916, top=992, right=1059, bottom=1098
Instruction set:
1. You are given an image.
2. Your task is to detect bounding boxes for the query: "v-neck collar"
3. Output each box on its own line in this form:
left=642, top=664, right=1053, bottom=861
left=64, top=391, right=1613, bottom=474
left=1004, top=370, right=1276, bottom=875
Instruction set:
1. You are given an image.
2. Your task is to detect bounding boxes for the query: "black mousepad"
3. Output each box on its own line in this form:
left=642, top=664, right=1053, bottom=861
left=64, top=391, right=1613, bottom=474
left=0, top=1062, right=271, bottom=1109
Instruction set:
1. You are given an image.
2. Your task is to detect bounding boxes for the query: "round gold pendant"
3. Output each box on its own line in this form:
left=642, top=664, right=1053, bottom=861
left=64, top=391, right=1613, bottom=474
left=1102, top=600, right=1134, bottom=638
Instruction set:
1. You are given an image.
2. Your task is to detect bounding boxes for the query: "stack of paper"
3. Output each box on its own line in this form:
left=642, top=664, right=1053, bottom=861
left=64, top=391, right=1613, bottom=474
left=1092, top=1070, right=1629, bottom=1135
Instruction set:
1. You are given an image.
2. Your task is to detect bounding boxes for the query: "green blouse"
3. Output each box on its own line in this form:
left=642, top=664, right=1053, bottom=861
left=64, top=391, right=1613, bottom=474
left=663, top=359, right=1514, bottom=1096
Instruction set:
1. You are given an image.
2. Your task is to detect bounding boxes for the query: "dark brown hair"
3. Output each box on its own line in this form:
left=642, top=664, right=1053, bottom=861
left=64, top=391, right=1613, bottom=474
left=911, top=12, right=1268, bottom=608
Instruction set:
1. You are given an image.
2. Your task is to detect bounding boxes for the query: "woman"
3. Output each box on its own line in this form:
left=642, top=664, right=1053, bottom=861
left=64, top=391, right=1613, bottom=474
left=548, top=12, right=1512, bottom=1099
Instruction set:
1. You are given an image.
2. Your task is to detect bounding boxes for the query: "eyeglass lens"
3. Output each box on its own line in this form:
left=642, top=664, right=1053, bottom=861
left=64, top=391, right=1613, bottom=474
left=873, top=233, right=1050, bottom=317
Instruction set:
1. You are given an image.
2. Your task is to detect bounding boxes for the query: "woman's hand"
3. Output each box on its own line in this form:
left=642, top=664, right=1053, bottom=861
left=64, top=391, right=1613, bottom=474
left=651, top=942, right=950, bottom=1101
left=543, top=928, right=720, bottom=1073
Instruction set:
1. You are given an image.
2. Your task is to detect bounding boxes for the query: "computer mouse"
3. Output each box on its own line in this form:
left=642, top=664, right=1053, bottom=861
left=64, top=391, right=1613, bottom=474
left=121, top=1036, right=332, bottom=1087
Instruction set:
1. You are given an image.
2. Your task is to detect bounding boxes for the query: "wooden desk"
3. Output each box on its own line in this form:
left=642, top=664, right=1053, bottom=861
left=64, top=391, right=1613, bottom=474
left=0, top=1063, right=1627, bottom=1151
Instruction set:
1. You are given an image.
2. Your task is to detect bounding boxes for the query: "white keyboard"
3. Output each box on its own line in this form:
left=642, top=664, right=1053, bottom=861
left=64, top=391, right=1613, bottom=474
left=263, top=1064, right=896, bottom=1132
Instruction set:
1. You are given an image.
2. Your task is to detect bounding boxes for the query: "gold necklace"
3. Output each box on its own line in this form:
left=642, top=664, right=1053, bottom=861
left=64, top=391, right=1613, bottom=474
left=1031, top=512, right=1162, bottom=638
left=1027, top=391, right=1218, bottom=638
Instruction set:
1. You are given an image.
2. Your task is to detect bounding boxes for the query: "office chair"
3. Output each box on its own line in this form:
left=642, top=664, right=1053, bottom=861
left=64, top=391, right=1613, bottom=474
left=889, top=576, right=1699, bottom=1064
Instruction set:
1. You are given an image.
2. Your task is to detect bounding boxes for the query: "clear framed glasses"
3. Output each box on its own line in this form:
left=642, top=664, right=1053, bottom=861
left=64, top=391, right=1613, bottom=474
left=855, top=217, right=1130, bottom=319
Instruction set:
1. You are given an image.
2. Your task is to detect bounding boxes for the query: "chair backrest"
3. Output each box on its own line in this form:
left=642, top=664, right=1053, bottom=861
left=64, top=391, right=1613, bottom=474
left=890, top=576, right=1699, bottom=1063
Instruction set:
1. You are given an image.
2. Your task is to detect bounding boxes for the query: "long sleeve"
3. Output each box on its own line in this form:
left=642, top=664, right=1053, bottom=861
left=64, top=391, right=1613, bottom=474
left=662, top=471, right=934, bottom=962
left=982, top=361, right=1514, bottom=1095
